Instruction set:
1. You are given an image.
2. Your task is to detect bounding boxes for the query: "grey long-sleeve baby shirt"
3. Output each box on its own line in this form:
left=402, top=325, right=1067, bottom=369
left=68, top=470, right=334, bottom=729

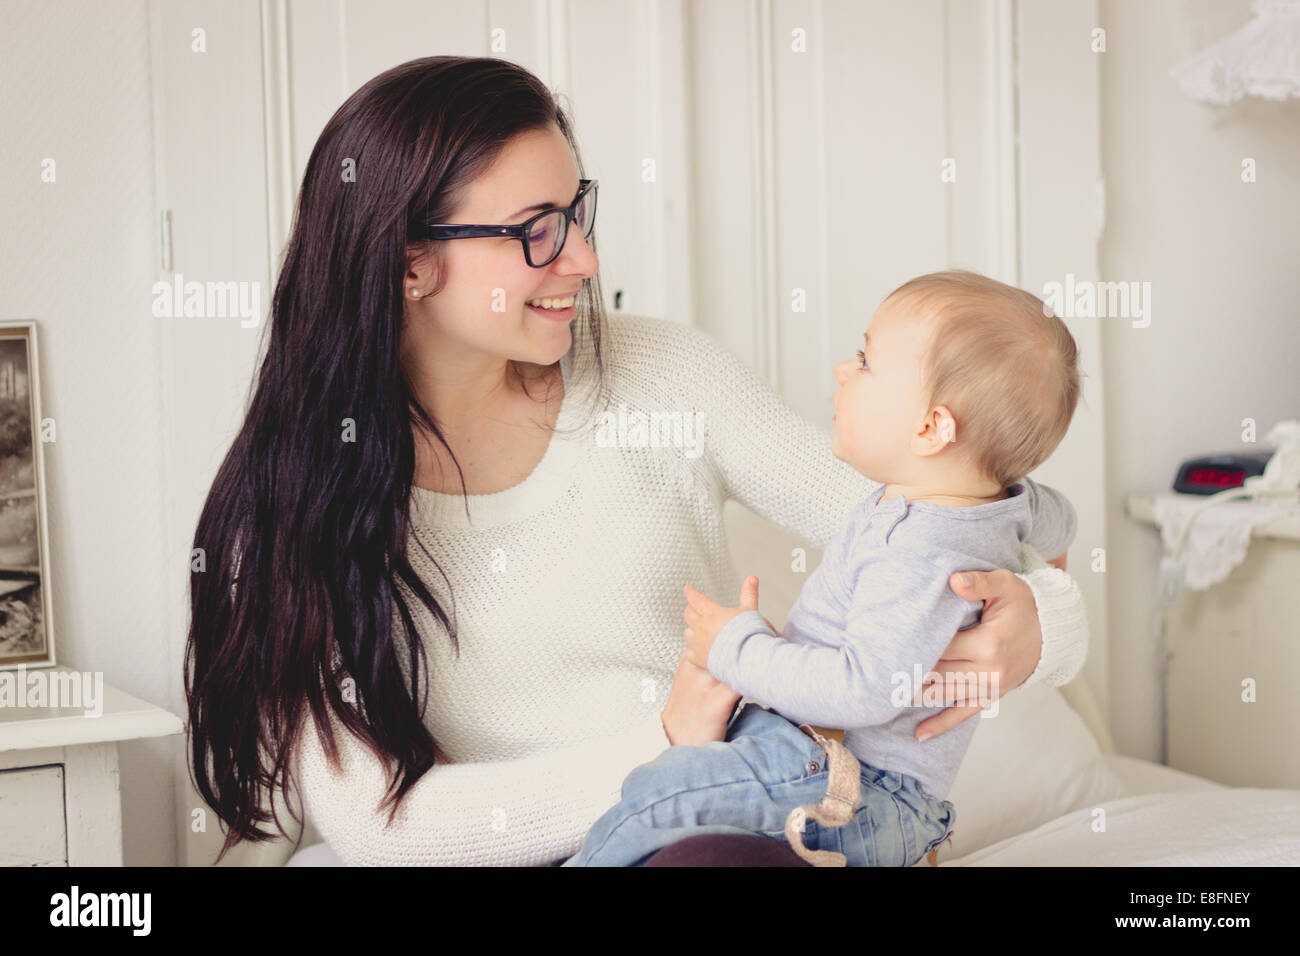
left=707, top=475, right=1077, bottom=801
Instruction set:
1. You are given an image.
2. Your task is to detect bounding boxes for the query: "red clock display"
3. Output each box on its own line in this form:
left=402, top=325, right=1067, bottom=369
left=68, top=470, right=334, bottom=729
left=1183, top=467, right=1245, bottom=488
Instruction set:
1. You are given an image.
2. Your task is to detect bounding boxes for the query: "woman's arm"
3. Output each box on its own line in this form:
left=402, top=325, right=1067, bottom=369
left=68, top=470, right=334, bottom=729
left=292, top=704, right=673, bottom=866
left=659, top=318, right=878, bottom=550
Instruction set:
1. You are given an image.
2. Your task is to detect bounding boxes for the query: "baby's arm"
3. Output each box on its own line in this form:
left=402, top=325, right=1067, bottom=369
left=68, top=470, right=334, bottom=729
left=707, top=549, right=976, bottom=729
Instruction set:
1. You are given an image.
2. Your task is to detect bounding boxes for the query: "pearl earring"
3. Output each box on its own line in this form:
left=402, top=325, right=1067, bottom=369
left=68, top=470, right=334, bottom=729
left=410, top=289, right=421, bottom=298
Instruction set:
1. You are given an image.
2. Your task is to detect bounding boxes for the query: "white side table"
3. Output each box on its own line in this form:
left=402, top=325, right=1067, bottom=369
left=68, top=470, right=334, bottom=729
left=0, top=666, right=184, bottom=865
left=1126, top=494, right=1300, bottom=789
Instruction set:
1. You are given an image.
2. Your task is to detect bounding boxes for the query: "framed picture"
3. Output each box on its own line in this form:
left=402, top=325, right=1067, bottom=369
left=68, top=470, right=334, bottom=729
left=0, top=322, right=55, bottom=669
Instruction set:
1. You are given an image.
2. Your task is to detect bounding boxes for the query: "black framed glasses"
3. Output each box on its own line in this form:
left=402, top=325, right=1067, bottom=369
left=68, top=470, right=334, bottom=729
left=410, top=179, right=598, bottom=268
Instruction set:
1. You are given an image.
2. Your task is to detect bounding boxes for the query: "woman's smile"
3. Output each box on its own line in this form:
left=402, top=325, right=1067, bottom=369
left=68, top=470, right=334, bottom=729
left=526, top=299, right=576, bottom=321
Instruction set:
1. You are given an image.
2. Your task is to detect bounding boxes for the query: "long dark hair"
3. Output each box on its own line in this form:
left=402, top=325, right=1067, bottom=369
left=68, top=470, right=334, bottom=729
left=184, top=56, right=611, bottom=861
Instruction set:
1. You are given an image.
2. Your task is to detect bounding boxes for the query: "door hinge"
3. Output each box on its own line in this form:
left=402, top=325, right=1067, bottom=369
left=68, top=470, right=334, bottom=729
left=1094, top=174, right=1106, bottom=241
left=160, top=208, right=173, bottom=273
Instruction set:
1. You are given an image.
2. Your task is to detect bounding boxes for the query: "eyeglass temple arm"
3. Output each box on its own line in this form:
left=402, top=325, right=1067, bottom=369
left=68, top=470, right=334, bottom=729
left=414, top=224, right=519, bottom=240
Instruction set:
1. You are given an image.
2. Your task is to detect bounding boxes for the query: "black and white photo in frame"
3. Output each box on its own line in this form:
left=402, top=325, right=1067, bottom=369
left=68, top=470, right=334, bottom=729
left=0, top=322, right=55, bottom=669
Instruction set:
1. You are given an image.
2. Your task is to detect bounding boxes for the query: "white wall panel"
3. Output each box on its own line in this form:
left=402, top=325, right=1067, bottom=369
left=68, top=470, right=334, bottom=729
left=0, top=0, right=174, bottom=866
left=1017, top=0, right=1107, bottom=720
left=149, top=0, right=276, bottom=866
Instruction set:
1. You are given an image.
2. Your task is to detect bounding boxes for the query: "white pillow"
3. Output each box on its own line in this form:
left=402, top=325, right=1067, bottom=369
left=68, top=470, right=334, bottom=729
left=935, top=681, right=1125, bottom=861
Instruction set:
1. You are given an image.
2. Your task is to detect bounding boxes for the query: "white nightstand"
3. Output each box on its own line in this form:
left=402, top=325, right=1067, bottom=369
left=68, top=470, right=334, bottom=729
left=1126, top=494, right=1300, bottom=789
left=0, top=666, right=184, bottom=865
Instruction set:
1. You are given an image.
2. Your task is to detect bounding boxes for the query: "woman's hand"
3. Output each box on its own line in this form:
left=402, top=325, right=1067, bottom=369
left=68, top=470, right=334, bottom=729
left=660, top=651, right=741, bottom=747
left=912, top=567, right=1047, bottom=742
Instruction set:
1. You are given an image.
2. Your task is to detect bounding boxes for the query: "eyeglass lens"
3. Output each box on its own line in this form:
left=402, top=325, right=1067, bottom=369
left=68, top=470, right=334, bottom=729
left=527, top=186, right=596, bottom=265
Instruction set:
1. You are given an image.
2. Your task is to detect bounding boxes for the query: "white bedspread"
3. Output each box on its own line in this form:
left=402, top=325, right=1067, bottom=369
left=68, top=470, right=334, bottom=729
left=945, top=788, right=1300, bottom=866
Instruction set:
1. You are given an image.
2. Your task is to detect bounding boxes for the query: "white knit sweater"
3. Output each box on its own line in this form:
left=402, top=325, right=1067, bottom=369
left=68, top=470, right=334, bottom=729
left=292, top=312, right=1088, bottom=866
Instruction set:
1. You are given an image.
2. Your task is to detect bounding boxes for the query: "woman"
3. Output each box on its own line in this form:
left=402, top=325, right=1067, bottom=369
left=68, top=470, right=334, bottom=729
left=184, top=55, right=1087, bottom=867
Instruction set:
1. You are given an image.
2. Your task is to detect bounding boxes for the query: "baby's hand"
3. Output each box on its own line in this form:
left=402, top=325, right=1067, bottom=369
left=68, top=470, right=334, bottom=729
left=682, top=576, right=760, bottom=669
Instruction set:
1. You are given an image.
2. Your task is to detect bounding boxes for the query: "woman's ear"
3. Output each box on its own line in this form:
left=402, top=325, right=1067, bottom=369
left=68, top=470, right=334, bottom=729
left=404, top=243, right=441, bottom=288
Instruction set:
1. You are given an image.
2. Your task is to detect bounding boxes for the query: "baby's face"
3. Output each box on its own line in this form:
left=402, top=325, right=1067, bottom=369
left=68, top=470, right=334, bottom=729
left=830, top=300, right=935, bottom=482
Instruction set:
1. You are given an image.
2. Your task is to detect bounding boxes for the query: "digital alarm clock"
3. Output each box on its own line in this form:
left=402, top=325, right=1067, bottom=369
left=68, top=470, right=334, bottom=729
left=1173, top=451, right=1274, bottom=495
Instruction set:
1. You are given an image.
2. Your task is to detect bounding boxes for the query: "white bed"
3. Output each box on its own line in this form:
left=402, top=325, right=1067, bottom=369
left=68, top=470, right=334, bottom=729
left=920, top=678, right=1300, bottom=866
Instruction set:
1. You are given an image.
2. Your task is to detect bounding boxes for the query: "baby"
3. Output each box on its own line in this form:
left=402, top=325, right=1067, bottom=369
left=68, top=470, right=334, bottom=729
left=564, top=269, right=1082, bottom=867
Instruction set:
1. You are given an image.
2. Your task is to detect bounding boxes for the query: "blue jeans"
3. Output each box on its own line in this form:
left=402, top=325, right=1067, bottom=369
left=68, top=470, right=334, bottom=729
left=563, top=702, right=955, bottom=867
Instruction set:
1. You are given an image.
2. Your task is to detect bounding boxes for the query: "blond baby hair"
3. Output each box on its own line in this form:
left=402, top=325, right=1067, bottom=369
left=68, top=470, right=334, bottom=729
left=881, top=269, right=1082, bottom=489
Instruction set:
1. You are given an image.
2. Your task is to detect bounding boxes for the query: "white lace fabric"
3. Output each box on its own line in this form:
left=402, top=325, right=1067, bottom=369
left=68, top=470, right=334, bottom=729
left=1153, top=494, right=1296, bottom=589
left=1170, top=0, right=1300, bottom=105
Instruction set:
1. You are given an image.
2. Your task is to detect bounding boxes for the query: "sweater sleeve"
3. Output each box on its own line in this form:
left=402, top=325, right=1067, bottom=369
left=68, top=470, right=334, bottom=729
left=1015, top=542, right=1089, bottom=687
left=661, top=317, right=1089, bottom=690
left=292, top=704, right=672, bottom=866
